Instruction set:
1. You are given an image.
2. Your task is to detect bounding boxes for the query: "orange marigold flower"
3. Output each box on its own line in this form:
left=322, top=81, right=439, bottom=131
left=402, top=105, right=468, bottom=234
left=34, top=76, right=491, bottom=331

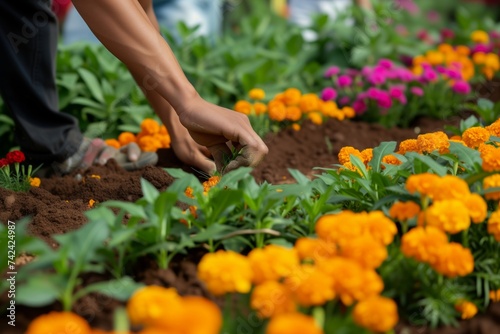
left=490, top=289, right=500, bottom=302
left=340, top=234, right=388, bottom=269
left=141, top=118, right=161, bottom=135
left=234, top=100, right=252, bottom=115
left=299, top=94, right=320, bottom=113
left=30, top=177, right=41, bottom=187
left=342, top=106, right=355, bottom=118
left=285, top=106, right=302, bottom=121
left=481, top=146, right=500, bottom=172
left=266, top=312, right=324, bottom=334
left=353, top=296, right=399, bottom=333
left=431, top=243, right=474, bottom=278
left=426, top=199, right=471, bottom=234
left=248, top=245, right=300, bottom=284
left=118, top=132, right=136, bottom=146
left=473, top=52, right=487, bottom=65
left=138, top=135, right=162, bottom=152
left=88, top=199, right=96, bottom=208
left=360, top=148, right=373, bottom=165
left=483, top=174, right=500, bottom=200
left=249, top=88, right=265, bottom=101
left=382, top=154, right=401, bottom=166
left=485, top=53, right=500, bottom=71
left=153, top=133, right=170, bottom=149
left=315, top=211, right=365, bottom=246
left=438, top=43, right=454, bottom=54
left=429, top=175, right=470, bottom=201
left=362, top=211, right=398, bottom=246
left=159, top=125, right=168, bottom=135
left=417, top=131, right=449, bottom=154
left=486, top=119, right=500, bottom=136
left=320, top=101, right=337, bottom=117
left=389, top=201, right=420, bottom=221
left=283, top=88, right=302, bottom=106
left=426, top=50, right=445, bottom=66
left=471, top=30, right=489, bottom=44
left=338, top=146, right=363, bottom=165
left=398, top=139, right=420, bottom=154
left=456, top=45, right=471, bottom=57
left=294, top=237, right=336, bottom=262
left=455, top=300, right=478, bottom=320
left=285, top=264, right=335, bottom=307
left=197, top=250, right=253, bottom=295
left=179, top=296, right=222, bottom=334
left=401, top=226, right=449, bottom=264
left=462, top=127, right=490, bottom=148
left=292, top=123, right=301, bottom=131
left=202, top=175, right=220, bottom=193
left=254, top=102, right=268, bottom=115
left=26, top=312, right=91, bottom=334
left=488, top=210, right=500, bottom=241
left=268, top=100, right=287, bottom=121
left=465, top=193, right=487, bottom=223
left=104, top=139, right=120, bottom=149
left=251, top=281, right=296, bottom=318
left=308, top=112, right=323, bottom=125
left=185, top=186, right=194, bottom=198
left=405, top=173, right=441, bottom=197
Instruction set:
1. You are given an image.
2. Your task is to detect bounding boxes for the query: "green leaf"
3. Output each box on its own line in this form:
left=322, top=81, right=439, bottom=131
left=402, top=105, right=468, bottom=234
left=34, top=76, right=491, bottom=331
left=478, top=98, right=494, bottom=111
left=192, top=224, right=235, bottom=242
left=102, top=201, right=147, bottom=219
left=78, top=68, right=105, bottom=103
left=288, top=169, right=311, bottom=185
left=16, top=274, right=64, bottom=307
left=369, top=142, right=397, bottom=173
left=73, top=276, right=144, bottom=302
left=406, top=152, right=447, bottom=176
left=140, top=178, right=160, bottom=203
left=448, top=142, right=481, bottom=169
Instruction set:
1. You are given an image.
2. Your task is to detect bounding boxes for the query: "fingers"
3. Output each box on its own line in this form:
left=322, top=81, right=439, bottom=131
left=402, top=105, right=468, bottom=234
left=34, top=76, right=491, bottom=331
left=208, top=143, right=233, bottom=173
left=120, top=142, right=141, bottom=161
left=81, top=138, right=106, bottom=168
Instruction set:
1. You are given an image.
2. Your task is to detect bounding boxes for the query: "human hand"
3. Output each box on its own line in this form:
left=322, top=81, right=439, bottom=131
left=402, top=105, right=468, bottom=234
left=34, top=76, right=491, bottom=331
left=177, top=97, right=268, bottom=173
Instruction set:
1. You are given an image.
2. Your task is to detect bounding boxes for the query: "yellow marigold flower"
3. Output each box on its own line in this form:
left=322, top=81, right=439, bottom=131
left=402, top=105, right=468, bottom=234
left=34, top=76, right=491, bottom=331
left=485, top=53, right=500, bottom=71
left=26, top=312, right=91, bottom=334
left=202, top=175, right=220, bottom=193
left=483, top=66, right=495, bottom=80
left=141, top=118, right=161, bottom=135
left=251, top=281, right=296, bottom=318
left=490, top=289, right=500, bottom=302
left=234, top=100, right=252, bottom=115
left=389, top=201, right=420, bottom=221
left=329, top=110, right=344, bottom=121
left=308, top=112, right=323, bottom=125
left=426, top=199, right=471, bottom=234
left=473, top=52, right=487, bottom=65
left=483, top=174, right=500, bottom=200
left=353, top=296, right=399, bottom=333
left=294, top=237, right=336, bottom=262
left=197, top=250, right=253, bottom=295
left=104, top=139, right=121, bottom=149
left=285, top=106, right=302, bottom=121
left=362, top=211, right=398, bottom=246
left=138, top=135, right=162, bottom=152
left=30, top=177, right=41, bottom=187
left=342, top=106, right=355, bottom=118
left=340, top=234, right=388, bottom=269
left=338, top=146, right=363, bottom=165
left=438, top=43, right=454, bottom=54
left=180, top=296, right=222, bottom=334
left=455, top=300, right=478, bottom=320
left=426, top=50, right=445, bottom=66
left=268, top=100, right=287, bottom=121
left=382, top=154, right=401, bottom=166
left=413, top=55, right=427, bottom=66
left=284, top=88, right=302, bottom=106
left=266, top=312, right=324, bottom=334
left=285, top=264, right=335, bottom=307
left=456, top=45, right=471, bottom=57
left=118, top=132, right=136, bottom=146
left=299, top=94, right=320, bottom=113
left=315, top=211, right=365, bottom=246
left=465, top=193, right=487, bottom=223
left=488, top=210, right=500, bottom=241
left=431, top=242, right=474, bottom=278
left=401, top=226, right=449, bottom=264
left=481, top=148, right=500, bottom=172
left=360, top=148, right=373, bottom=165
left=406, top=173, right=441, bottom=197
left=462, top=127, right=490, bottom=148
left=249, top=88, right=265, bottom=101
left=254, top=102, right=268, bottom=115
left=320, top=101, right=337, bottom=117
left=471, top=30, right=489, bottom=44
left=292, top=123, right=301, bottom=131
left=429, top=175, right=470, bottom=201
left=248, top=245, right=300, bottom=284
left=417, top=131, right=449, bottom=154
left=318, top=257, right=383, bottom=305
left=398, top=139, right=420, bottom=154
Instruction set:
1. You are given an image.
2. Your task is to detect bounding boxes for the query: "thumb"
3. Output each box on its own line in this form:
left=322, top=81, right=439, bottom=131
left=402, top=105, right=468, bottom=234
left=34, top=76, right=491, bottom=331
left=207, top=143, right=232, bottom=173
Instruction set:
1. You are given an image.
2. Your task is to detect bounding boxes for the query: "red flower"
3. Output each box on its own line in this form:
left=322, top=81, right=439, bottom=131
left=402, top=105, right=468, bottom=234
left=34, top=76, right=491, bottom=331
left=0, top=158, right=9, bottom=167
left=6, top=150, right=25, bottom=164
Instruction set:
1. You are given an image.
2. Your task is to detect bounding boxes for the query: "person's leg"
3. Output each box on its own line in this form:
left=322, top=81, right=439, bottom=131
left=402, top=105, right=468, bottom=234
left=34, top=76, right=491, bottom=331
left=0, top=0, right=82, bottom=164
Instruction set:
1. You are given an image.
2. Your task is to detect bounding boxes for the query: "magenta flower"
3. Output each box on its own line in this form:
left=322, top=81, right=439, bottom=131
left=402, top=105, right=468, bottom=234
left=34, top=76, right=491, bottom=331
left=337, top=75, right=353, bottom=88
left=471, top=44, right=493, bottom=54
left=378, top=59, right=394, bottom=70
left=491, top=31, right=500, bottom=40
left=353, top=99, right=367, bottom=115
left=367, top=87, right=381, bottom=100
left=446, top=69, right=463, bottom=80
left=422, top=69, right=438, bottom=82
left=410, top=87, right=424, bottom=96
left=427, top=10, right=440, bottom=24
left=389, top=86, right=405, bottom=99
left=339, top=96, right=351, bottom=106
left=377, top=91, right=393, bottom=109
left=346, top=69, right=360, bottom=77
left=324, top=66, right=340, bottom=78
left=440, top=28, right=455, bottom=41
left=452, top=81, right=471, bottom=95
left=321, top=87, right=337, bottom=101
left=396, top=69, right=415, bottom=82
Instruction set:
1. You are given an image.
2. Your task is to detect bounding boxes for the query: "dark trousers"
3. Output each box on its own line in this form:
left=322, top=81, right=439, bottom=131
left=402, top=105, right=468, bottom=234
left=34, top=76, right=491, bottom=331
left=0, top=0, right=81, bottom=164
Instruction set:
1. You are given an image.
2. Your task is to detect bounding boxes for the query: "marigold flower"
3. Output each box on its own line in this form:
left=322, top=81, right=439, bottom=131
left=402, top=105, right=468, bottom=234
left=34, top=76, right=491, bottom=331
left=88, top=199, right=96, bottom=208
left=360, top=148, right=373, bottom=165
left=417, top=131, right=449, bottom=154
left=429, top=175, right=470, bottom=201
left=339, top=234, right=388, bottom=269
left=462, top=127, right=490, bottom=148
left=6, top=150, right=25, bottom=164
left=431, top=243, right=474, bottom=278
left=398, top=139, right=420, bottom=154
left=490, top=289, right=500, bottom=302
left=405, top=173, right=441, bottom=197
left=202, top=175, right=220, bottom=193
left=141, top=118, right=161, bottom=135
left=249, top=88, right=265, bottom=101
left=138, top=135, right=162, bottom=152
left=185, top=186, right=194, bottom=199
left=179, top=296, right=222, bottom=334
left=285, top=106, right=302, bottom=121
left=197, top=250, right=253, bottom=295
left=481, top=146, right=500, bottom=172
left=308, top=112, right=323, bottom=125
left=285, top=264, right=335, bottom=306
left=382, top=154, right=401, bottom=166
left=233, top=100, right=252, bottom=115
left=0, top=158, right=9, bottom=167
left=485, top=53, right=500, bottom=71
left=389, top=201, right=420, bottom=221
left=251, top=281, right=296, bottom=318
left=353, top=296, right=399, bottom=333
left=401, top=226, right=449, bottom=264
left=338, top=146, right=363, bottom=165
left=483, top=174, right=500, bottom=200
left=104, top=139, right=121, bottom=149
left=362, top=211, right=398, bottom=246
left=319, top=101, right=337, bottom=117
left=426, top=199, right=471, bottom=234
left=268, top=100, right=287, bottom=121
left=488, top=210, right=500, bottom=241
left=159, top=125, right=168, bottom=135
left=292, top=123, right=301, bottom=131
left=30, top=177, right=41, bottom=187
left=315, top=211, right=365, bottom=246
left=299, top=94, right=320, bottom=113
left=266, top=312, right=324, bottom=334
left=486, top=119, right=500, bottom=137
left=455, top=300, right=478, bottom=319
left=294, top=237, right=336, bottom=262
left=155, top=133, right=171, bottom=149
left=342, top=106, right=355, bottom=118
left=248, top=245, right=300, bottom=284
left=456, top=45, right=471, bottom=57
left=465, top=193, right=487, bottom=223
left=118, top=132, right=136, bottom=146
left=26, top=312, right=91, bottom=334
left=283, top=88, right=302, bottom=106
left=471, top=30, right=489, bottom=44
left=254, top=102, right=267, bottom=115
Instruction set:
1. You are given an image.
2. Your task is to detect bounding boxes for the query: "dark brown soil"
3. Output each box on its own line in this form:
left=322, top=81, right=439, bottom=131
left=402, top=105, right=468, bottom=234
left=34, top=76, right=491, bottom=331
left=0, top=114, right=498, bottom=334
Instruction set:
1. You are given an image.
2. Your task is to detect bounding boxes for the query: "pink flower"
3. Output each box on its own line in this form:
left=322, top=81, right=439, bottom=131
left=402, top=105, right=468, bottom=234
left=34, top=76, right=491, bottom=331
left=378, top=59, right=394, bottom=70
left=490, top=31, right=500, bottom=40
left=452, top=81, right=471, bottom=95
left=427, top=10, right=440, bottom=23
left=422, top=69, right=438, bottom=82
left=395, top=25, right=409, bottom=37
left=446, top=69, right=463, bottom=80
left=389, top=86, right=405, bottom=101
left=324, top=66, right=340, bottom=78
left=353, top=99, right=367, bottom=115
left=440, top=28, right=455, bottom=41
left=337, top=75, right=353, bottom=88
left=410, top=87, right=424, bottom=96
left=377, top=91, right=393, bottom=109
left=396, top=68, right=415, bottom=82
left=471, top=44, right=493, bottom=54
left=367, top=87, right=381, bottom=100
left=321, top=87, right=337, bottom=101
left=339, top=96, right=351, bottom=106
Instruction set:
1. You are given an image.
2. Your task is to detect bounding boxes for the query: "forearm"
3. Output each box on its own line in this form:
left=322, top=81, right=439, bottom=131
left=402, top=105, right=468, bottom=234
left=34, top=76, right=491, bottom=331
left=355, top=0, right=372, bottom=10
left=72, top=0, right=199, bottom=114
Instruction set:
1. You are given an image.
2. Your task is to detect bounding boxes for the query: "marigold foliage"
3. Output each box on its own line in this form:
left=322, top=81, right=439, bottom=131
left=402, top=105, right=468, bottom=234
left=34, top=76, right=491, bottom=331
left=425, top=199, right=471, bottom=234
left=250, top=281, right=296, bottom=318
left=353, top=296, right=399, bottom=332
left=389, top=201, right=421, bottom=221
left=265, top=312, right=324, bottom=334
left=26, top=312, right=91, bottom=334
left=248, top=245, right=300, bottom=284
